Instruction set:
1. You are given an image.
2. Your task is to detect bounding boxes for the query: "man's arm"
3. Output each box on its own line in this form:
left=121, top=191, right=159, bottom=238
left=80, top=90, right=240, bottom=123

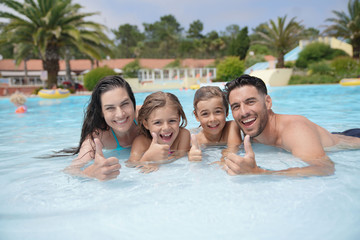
left=225, top=130, right=335, bottom=177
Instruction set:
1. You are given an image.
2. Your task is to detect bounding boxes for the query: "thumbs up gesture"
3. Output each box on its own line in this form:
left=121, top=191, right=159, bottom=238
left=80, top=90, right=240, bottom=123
left=188, top=134, right=202, bottom=161
left=142, top=132, right=170, bottom=162
left=224, top=135, right=258, bottom=175
left=86, top=138, right=121, bottom=181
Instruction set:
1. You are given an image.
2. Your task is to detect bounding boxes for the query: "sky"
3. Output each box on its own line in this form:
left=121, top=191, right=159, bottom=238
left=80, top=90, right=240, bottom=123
left=73, top=0, right=347, bottom=36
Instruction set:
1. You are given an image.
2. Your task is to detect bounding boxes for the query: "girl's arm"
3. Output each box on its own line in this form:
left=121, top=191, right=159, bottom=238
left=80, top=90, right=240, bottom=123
left=173, top=128, right=191, bottom=159
left=127, top=135, right=151, bottom=163
left=64, top=137, right=121, bottom=181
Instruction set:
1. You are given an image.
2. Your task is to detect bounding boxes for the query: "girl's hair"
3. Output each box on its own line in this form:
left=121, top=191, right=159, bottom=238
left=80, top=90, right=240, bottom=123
left=193, top=86, right=229, bottom=115
left=138, top=91, right=187, bottom=139
left=74, top=75, right=136, bottom=154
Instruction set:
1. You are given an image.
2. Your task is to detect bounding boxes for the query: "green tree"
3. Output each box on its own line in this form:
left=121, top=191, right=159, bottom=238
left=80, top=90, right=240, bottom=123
left=143, top=15, right=183, bottom=58
left=112, top=24, right=145, bottom=58
left=253, top=16, right=304, bottom=68
left=187, top=20, right=204, bottom=39
left=227, top=27, right=250, bottom=60
left=0, top=0, right=111, bottom=88
left=323, top=0, right=360, bottom=58
left=122, top=59, right=141, bottom=78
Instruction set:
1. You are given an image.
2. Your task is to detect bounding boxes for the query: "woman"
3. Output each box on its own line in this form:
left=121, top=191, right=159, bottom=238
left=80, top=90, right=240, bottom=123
left=65, top=75, right=140, bottom=181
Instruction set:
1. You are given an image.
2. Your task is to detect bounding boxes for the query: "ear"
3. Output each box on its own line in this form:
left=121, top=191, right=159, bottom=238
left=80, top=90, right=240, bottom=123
left=265, top=95, right=272, bottom=110
left=143, top=119, right=149, bottom=130
left=194, top=110, right=200, bottom=122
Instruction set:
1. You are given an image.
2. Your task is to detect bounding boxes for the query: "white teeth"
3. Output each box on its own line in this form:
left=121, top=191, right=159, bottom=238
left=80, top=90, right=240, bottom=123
left=243, top=118, right=255, bottom=123
left=116, top=119, right=126, bottom=124
left=162, top=133, right=171, bottom=137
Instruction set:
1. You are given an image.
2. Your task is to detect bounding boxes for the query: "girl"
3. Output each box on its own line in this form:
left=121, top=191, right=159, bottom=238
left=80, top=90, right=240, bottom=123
left=189, top=86, right=242, bottom=162
left=65, top=75, right=140, bottom=181
left=127, top=91, right=190, bottom=166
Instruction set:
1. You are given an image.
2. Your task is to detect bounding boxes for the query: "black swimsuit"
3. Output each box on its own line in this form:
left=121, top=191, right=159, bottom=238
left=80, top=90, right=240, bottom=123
left=332, top=128, right=360, bottom=138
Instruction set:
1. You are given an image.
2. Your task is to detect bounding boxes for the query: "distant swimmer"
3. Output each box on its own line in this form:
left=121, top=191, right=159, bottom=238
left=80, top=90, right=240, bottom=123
left=223, top=74, right=360, bottom=177
left=10, top=91, right=27, bottom=114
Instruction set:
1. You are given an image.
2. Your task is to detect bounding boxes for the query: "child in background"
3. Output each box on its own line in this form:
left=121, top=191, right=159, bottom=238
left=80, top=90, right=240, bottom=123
left=189, top=86, right=242, bottom=162
left=10, top=91, right=27, bottom=113
left=127, top=91, right=190, bottom=169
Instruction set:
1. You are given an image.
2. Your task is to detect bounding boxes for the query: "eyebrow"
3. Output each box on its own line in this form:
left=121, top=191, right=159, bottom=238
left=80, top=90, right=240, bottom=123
left=103, top=98, right=130, bottom=107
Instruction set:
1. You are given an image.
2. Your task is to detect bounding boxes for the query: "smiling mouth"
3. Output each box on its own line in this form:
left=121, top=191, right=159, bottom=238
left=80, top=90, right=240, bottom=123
left=241, top=118, right=256, bottom=127
left=160, top=133, right=173, bottom=142
left=115, top=117, right=128, bottom=125
left=208, top=123, right=220, bottom=129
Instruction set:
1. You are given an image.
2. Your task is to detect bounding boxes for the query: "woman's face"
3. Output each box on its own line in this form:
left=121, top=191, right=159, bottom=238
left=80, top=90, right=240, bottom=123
left=101, top=87, right=135, bottom=133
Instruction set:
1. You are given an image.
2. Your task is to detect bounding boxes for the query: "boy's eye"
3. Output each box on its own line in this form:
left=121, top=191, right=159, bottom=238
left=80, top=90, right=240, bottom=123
left=200, top=112, right=208, bottom=117
left=170, top=119, right=178, bottom=123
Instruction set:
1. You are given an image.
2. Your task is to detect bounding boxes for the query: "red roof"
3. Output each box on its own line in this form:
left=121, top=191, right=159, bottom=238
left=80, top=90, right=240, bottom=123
left=0, top=58, right=216, bottom=72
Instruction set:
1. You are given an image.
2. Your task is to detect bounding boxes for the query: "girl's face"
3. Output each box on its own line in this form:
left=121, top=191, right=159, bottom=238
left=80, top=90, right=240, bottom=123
left=195, top=97, right=227, bottom=136
left=101, top=87, right=135, bottom=133
left=143, top=104, right=180, bottom=147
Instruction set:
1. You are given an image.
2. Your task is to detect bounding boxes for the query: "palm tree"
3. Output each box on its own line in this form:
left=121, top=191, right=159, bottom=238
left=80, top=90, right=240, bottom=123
left=323, top=0, right=360, bottom=58
left=253, top=15, right=304, bottom=68
left=0, top=0, right=112, bottom=88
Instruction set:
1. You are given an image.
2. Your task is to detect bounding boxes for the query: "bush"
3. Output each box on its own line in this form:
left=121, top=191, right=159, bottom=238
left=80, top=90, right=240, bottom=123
left=295, top=42, right=348, bottom=68
left=308, top=61, right=332, bottom=75
left=165, top=59, right=181, bottom=68
left=84, top=66, right=116, bottom=91
left=216, top=56, right=245, bottom=82
left=331, top=56, right=359, bottom=73
left=289, top=74, right=337, bottom=85
left=123, top=59, right=141, bottom=78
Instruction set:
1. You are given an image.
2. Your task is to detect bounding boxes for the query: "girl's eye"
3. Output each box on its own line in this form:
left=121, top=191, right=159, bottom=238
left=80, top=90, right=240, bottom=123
left=200, top=112, right=208, bottom=117
left=170, top=119, right=178, bottom=123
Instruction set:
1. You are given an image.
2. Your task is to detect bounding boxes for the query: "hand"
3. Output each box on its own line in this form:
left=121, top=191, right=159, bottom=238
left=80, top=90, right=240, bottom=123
left=84, top=138, right=121, bottom=181
left=188, top=134, right=202, bottom=161
left=142, top=132, right=170, bottom=162
left=224, top=135, right=258, bottom=175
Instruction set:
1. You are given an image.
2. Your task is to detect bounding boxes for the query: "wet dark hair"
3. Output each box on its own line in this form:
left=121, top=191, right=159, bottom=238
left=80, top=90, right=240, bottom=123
left=74, top=75, right=136, bottom=154
left=193, top=86, right=229, bottom=115
left=138, top=91, right=187, bottom=139
left=224, top=74, right=268, bottom=101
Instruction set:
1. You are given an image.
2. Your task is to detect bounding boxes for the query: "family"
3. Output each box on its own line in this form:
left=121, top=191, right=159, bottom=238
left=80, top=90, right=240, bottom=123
left=64, top=75, right=360, bottom=181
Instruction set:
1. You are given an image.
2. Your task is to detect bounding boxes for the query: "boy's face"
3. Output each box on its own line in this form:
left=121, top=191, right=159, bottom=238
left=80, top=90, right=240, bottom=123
left=194, top=96, right=227, bottom=137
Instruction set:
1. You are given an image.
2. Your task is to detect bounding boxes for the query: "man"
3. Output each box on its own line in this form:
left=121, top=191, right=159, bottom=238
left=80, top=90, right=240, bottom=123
left=224, top=74, right=360, bottom=176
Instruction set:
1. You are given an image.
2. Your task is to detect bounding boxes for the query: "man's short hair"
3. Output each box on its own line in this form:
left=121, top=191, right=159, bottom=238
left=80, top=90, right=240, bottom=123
left=224, top=74, right=268, bottom=101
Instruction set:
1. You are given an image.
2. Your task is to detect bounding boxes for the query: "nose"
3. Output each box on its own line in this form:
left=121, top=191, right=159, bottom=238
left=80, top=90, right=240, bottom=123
left=116, top=107, right=125, bottom=117
left=239, top=105, right=250, bottom=118
left=209, top=113, right=216, bottom=122
left=163, top=121, right=171, bottom=130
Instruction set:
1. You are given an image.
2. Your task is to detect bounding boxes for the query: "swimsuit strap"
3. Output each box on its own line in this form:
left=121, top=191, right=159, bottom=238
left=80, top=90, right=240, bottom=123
left=110, top=128, right=125, bottom=150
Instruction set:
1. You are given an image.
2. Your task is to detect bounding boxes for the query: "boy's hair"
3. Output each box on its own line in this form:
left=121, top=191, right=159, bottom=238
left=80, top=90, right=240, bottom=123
left=224, top=74, right=268, bottom=101
left=138, top=91, right=187, bottom=138
left=193, top=86, right=228, bottom=115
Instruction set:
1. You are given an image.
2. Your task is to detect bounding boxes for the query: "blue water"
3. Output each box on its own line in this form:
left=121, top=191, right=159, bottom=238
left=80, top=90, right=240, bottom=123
left=0, top=84, right=360, bottom=240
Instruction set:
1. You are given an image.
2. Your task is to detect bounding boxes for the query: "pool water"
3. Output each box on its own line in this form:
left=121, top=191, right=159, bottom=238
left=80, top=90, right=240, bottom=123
left=0, top=84, right=360, bottom=240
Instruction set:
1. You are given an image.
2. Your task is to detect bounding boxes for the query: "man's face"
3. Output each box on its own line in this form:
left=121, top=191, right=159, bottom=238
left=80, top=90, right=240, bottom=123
left=228, top=85, right=271, bottom=138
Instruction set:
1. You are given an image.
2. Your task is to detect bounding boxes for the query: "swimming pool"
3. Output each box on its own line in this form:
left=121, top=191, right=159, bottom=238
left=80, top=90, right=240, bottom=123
left=0, top=84, right=359, bottom=240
